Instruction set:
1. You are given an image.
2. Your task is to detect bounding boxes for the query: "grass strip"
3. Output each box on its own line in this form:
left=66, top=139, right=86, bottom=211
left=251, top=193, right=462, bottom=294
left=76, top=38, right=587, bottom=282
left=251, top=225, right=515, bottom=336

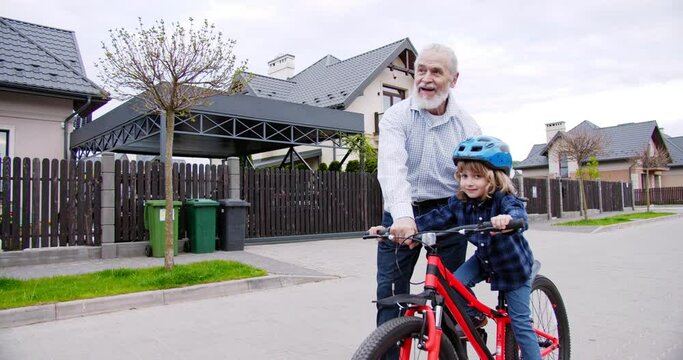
left=0, top=260, right=267, bottom=310
left=554, top=211, right=675, bottom=226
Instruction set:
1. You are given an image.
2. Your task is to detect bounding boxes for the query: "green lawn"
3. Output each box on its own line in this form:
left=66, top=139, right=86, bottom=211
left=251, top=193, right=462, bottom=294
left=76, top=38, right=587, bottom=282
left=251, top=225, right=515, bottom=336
left=554, top=212, right=675, bottom=226
left=0, top=260, right=266, bottom=310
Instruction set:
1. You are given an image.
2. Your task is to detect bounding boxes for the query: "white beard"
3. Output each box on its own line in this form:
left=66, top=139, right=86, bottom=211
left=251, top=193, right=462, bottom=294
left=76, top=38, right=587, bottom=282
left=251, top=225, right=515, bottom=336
left=412, top=86, right=450, bottom=111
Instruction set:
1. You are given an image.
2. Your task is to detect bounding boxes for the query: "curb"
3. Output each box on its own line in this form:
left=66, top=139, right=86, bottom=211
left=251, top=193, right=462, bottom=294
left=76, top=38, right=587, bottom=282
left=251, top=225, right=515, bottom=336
left=591, top=213, right=682, bottom=233
left=0, top=274, right=336, bottom=329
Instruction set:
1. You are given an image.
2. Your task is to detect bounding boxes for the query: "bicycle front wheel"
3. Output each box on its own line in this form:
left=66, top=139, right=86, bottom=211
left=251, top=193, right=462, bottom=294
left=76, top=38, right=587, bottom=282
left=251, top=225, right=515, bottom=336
left=352, top=316, right=459, bottom=360
left=530, top=274, right=570, bottom=360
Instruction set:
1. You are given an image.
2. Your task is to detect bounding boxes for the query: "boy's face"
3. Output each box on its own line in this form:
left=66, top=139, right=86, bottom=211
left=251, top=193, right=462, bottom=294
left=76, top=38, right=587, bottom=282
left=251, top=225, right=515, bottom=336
left=456, top=168, right=488, bottom=199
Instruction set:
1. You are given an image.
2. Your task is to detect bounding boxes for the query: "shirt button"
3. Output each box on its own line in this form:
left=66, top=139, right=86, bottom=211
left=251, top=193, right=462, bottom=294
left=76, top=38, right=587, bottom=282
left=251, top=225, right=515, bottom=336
left=484, top=260, right=489, bottom=264
left=478, top=217, right=483, bottom=221
left=480, top=243, right=485, bottom=246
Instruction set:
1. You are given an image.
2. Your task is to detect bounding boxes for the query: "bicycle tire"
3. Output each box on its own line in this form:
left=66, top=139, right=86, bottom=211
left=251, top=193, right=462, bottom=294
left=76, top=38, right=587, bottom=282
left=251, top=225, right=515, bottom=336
left=503, top=275, right=570, bottom=360
left=531, top=274, right=571, bottom=360
left=352, top=316, right=459, bottom=360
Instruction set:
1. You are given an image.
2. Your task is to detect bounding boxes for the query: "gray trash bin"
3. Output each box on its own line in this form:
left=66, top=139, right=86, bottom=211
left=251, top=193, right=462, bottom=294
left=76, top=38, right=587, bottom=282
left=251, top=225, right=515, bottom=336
left=217, top=199, right=250, bottom=251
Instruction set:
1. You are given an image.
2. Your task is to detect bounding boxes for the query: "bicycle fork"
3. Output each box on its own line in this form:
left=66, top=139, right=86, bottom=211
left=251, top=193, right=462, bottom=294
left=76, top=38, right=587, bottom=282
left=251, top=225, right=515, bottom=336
left=403, top=303, right=443, bottom=360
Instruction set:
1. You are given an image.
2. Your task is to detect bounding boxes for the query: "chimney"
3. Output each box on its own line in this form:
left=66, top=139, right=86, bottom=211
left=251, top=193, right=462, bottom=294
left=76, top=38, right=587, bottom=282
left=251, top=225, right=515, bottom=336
left=267, top=53, right=295, bottom=79
left=545, top=121, right=566, bottom=142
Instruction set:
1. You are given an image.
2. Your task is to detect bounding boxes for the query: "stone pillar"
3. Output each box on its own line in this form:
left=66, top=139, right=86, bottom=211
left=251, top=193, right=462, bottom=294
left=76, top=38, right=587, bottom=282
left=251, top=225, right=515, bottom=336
left=100, top=152, right=116, bottom=258
left=227, top=157, right=241, bottom=199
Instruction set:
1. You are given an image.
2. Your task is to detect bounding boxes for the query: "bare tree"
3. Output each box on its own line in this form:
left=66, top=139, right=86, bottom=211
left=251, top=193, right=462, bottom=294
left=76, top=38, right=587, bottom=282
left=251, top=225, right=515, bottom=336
left=97, top=18, right=247, bottom=270
left=555, top=129, right=606, bottom=220
left=632, top=145, right=670, bottom=212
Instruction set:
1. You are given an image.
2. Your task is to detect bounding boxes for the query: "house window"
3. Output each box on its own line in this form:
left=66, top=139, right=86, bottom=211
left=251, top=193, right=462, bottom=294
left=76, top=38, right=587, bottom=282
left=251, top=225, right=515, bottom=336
left=376, top=85, right=405, bottom=135
left=559, top=154, right=568, bottom=178
left=0, top=130, right=8, bottom=158
left=382, top=85, right=405, bottom=111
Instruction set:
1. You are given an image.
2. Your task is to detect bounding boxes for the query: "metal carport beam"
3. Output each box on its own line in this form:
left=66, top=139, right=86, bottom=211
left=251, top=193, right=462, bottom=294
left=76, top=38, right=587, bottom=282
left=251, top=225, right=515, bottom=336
left=70, top=93, right=364, bottom=160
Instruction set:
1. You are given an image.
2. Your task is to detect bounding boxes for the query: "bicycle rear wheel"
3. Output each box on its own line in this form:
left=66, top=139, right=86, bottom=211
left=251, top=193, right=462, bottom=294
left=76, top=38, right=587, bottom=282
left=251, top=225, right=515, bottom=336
left=530, top=274, right=570, bottom=360
left=352, top=316, right=459, bottom=360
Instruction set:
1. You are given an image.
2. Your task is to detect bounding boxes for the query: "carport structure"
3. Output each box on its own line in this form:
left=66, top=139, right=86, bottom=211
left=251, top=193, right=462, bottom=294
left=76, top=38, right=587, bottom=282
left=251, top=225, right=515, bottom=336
left=70, top=93, right=364, bottom=161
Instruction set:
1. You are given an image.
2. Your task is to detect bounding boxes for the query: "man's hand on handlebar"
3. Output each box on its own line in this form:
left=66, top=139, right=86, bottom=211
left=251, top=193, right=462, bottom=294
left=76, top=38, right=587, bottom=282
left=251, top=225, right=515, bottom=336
left=390, top=217, right=419, bottom=249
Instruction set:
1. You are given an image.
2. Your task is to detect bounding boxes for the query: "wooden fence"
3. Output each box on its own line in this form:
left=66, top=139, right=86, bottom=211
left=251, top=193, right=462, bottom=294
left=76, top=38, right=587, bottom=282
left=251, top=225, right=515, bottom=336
left=241, top=168, right=383, bottom=238
left=114, top=160, right=234, bottom=243
left=0, top=157, right=101, bottom=251
left=514, top=177, right=630, bottom=216
left=11, top=155, right=679, bottom=253
left=634, top=186, right=683, bottom=205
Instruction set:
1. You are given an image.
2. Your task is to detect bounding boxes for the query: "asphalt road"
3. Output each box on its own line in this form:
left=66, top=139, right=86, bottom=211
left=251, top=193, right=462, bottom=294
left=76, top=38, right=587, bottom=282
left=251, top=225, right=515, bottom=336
left=1, top=214, right=682, bottom=359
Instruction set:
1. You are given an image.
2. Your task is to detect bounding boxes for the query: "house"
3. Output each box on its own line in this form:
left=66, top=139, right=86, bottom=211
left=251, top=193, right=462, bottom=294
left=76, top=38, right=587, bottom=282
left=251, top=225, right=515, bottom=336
left=240, top=38, right=417, bottom=169
left=663, top=135, right=683, bottom=187
left=0, top=17, right=109, bottom=160
left=516, top=120, right=679, bottom=189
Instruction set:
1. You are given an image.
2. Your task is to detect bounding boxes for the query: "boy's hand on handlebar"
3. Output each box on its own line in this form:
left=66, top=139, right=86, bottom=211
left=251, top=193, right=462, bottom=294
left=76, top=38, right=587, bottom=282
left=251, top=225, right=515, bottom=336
left=490, top=214, right=513, bottom=234
left=391, top=217, right=419, bottom=249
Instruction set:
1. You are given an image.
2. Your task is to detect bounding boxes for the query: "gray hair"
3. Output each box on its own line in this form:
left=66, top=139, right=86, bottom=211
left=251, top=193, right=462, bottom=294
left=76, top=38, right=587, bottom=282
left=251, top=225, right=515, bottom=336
left=416, top=43, right=458, bottom=74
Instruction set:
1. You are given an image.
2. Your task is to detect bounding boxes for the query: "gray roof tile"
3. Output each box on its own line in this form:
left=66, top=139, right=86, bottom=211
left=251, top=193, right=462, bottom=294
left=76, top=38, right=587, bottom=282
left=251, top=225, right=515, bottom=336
left=242, top=38, right=415, bottom=109
left=0, top=17, right=104, bottom=97
left=664, top=135, right=683, bottom=167
left=516, top=144, right=548, bottom=169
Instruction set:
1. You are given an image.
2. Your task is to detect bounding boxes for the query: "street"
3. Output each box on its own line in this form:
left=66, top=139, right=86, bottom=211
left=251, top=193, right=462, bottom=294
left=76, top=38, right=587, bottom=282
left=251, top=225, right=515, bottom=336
left=1, top=215, right=682, bottom=359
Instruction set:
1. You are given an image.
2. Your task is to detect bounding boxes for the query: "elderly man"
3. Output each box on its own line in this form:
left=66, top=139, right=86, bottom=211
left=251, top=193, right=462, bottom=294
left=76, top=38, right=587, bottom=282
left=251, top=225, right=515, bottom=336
left=376, top=43, right=482, bottom=327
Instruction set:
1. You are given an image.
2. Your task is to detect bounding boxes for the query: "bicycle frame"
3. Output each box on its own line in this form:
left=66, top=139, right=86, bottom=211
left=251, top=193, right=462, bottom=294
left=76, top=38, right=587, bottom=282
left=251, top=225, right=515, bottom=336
left=403, top=251, right=561, bottom=360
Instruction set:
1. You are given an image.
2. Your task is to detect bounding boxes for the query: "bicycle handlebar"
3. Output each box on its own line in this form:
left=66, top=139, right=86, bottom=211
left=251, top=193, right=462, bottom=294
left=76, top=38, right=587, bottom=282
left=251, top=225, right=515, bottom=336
left=362, top=219, right=526, bottom=246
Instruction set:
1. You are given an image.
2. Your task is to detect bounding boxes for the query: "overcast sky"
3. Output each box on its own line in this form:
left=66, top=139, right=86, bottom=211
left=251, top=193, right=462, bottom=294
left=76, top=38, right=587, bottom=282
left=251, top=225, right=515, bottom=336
left=4, top=0, right=682, bottom=160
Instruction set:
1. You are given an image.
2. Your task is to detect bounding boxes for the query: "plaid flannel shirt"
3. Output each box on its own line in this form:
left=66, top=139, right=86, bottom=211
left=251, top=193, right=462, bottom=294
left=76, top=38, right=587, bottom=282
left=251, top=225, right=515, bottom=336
left=415, top=191, right=534, bottom=291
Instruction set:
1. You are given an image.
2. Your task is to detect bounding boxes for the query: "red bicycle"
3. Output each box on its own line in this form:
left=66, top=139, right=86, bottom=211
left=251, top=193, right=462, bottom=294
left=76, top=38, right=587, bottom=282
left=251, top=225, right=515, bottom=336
left=352, top=221, right=570, bottom=360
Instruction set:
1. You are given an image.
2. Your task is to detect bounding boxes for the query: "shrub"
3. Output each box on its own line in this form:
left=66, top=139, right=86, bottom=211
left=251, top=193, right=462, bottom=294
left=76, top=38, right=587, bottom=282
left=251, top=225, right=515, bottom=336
left=345, top=160, right=360, bottom=172
left=329, top=160, right=342, bottom=172
left=364, top=158, right=377, bottom=173
left=317, top=162, right=328, bottom=171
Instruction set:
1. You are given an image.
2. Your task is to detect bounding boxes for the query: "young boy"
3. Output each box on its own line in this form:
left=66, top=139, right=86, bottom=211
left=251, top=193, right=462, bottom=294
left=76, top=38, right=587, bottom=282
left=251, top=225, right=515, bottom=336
left=415, top=135, right=541, bottom=360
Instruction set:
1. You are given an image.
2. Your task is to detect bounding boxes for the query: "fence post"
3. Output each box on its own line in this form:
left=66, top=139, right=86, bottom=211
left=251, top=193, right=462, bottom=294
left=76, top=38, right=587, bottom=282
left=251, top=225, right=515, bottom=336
left=630, top=181, right=636, bottom=210
left=100, top=153, right=116, bottom=259
left=227, top=157, right=240, bottom=199
left=620, top=181, right=625, bottom=210
left=598, top=180, right=603, bottom=213
left=518, top=176, right=525, bottom=198
left=546, top=176, right=552, bottom=220
left=557, top=178, right=563, bottom=218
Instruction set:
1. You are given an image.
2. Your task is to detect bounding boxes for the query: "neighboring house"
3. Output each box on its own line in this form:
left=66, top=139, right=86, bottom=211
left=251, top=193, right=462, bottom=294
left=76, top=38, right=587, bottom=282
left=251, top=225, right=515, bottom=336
left=0, top=17, right=109, bottom=160
left=240, top=38, right=417, bottom=168
left=516, top=120, right=679, bottom=189
left=662, top=135, right=683, bottom=187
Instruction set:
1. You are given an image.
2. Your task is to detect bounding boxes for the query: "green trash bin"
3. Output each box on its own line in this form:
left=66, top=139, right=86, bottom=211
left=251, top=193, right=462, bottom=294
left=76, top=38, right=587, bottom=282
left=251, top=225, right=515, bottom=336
left=144, top=200, right=182, bottom=257
left=184, top=199, right=219, bottom=254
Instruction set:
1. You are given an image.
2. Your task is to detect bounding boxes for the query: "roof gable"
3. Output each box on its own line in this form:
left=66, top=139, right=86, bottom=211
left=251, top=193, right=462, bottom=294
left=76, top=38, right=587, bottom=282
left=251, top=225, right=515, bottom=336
left=0, top=17, right=105, bottom=98
left=243, top=38, right=416, bottom=109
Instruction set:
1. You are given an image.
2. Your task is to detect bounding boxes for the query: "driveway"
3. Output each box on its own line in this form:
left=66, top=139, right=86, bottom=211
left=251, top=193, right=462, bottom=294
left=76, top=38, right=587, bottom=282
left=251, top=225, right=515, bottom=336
left=1, top=215, right=682, bottom=359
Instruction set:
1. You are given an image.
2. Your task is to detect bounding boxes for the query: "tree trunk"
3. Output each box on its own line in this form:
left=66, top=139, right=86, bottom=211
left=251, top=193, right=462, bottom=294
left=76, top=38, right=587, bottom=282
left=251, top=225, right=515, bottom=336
left=164, top=110, right=175, bottom=271
left=578, top=175, right=588, bottom=220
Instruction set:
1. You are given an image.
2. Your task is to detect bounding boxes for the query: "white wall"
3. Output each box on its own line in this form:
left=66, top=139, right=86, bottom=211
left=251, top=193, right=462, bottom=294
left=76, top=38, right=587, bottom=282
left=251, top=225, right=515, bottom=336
left=0, top=91, right=73, bottom=159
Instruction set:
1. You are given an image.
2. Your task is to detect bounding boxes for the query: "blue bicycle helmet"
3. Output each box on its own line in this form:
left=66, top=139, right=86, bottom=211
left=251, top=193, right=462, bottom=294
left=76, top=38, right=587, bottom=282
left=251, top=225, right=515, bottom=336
left=452, top=136, right=513, bottom=174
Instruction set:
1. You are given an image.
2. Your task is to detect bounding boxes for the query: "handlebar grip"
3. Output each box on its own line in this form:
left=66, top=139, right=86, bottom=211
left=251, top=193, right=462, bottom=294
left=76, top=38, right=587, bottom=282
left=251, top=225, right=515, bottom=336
left=479, top=219, right=525, bottom=231
left=507, top=218, right=525, bottom=230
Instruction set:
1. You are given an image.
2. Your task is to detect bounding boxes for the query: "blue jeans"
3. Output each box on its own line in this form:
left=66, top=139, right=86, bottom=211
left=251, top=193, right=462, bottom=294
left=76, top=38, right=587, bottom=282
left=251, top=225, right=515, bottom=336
left=376, top=210, right=467, bottom=327
left=455, top=256, right=542, bottom=360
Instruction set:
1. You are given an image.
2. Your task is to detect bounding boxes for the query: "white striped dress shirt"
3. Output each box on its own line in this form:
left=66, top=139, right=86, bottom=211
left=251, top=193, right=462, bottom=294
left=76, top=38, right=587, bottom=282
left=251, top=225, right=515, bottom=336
left=377, top=92, right=482, bottom=220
